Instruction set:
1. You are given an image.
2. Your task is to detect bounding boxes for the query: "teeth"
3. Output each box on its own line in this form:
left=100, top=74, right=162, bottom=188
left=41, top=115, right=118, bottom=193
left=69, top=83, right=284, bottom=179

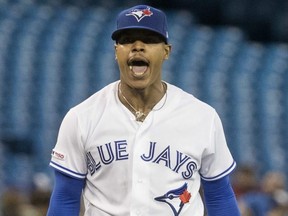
left=129, top=65, right=133, bottom=70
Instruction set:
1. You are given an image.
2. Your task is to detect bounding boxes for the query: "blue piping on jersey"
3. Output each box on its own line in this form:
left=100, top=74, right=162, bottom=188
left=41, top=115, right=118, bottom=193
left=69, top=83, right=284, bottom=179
left=50, top=161, right=87, bottom=179
left=200, top=160, right=236, bottom=181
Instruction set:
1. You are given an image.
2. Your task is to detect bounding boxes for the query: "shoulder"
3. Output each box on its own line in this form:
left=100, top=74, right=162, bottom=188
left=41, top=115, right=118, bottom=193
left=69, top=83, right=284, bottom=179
left=70, top=81, right=119, bottom=114
left=60, top=81, right=119, bottom=127
left=166, top=82, right=216, bottom=115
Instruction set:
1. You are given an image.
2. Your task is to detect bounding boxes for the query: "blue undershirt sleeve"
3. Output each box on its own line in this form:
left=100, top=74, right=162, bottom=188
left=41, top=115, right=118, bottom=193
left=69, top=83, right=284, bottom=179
left=46, top=169, right=85, bottom=216
left=201, top=175, right=240, bottom=216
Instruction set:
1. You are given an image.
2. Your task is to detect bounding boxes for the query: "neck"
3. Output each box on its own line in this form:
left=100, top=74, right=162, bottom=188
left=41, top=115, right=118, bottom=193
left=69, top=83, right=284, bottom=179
left=118, top=82, right=166, bottom=121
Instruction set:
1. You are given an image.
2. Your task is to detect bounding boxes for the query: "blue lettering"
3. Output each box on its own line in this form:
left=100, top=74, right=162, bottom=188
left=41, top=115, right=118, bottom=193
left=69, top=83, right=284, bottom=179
left=86, top=152, right=101, bottom=175
left=182, top=161, right=197, bottom=179
left=97, top=143, right=114, bottom=165
left=141, top=142, right=156, bottom=161
left=115, top=140, right=129, bottom=160
left=173, top=151, right=190, bottom=173
left=153, top=146, right=171, bottom=169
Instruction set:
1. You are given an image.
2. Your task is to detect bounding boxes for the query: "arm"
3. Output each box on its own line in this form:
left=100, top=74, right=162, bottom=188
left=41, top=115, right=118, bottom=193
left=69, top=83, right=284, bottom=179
left=47, top=169, right=85, bottom=216
left=201, top=175, right=240, bottom=216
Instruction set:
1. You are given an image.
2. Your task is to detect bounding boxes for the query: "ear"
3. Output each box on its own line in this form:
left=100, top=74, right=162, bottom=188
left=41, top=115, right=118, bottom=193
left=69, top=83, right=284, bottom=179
left=114, top=44, right=118, bottom=60
left=164, top=44, right=172, bottom=60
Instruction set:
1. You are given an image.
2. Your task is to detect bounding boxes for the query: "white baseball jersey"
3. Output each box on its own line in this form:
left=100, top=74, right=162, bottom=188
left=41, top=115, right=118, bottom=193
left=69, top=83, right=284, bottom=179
left=50, top=80, right=236, bottom=216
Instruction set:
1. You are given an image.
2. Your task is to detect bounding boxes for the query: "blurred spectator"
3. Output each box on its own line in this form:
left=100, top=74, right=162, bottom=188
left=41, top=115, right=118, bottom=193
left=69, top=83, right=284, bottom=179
left=232, top=166, right=288, bottom=216
left=1, top=188, right=26, bottom=216
left=237, top=200, right=253, bottom=216
left=1, top=187, right=51, bottom=216
left=263, top=172, right=288, bottom=216
left=1, top=172, right=52, bottom=216
left=268, top=206, right=288, bottom=216
left=232, top=165, right=259, bottom=198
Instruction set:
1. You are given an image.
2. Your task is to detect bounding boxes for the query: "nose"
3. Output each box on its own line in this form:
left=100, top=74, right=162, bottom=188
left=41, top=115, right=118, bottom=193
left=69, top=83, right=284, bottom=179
left=131, top=40, right=145, bottom=52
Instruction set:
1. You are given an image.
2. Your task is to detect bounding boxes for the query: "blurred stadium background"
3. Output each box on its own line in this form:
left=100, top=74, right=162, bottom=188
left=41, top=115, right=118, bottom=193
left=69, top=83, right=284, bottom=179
left=0, top=0, right=287, bottom=214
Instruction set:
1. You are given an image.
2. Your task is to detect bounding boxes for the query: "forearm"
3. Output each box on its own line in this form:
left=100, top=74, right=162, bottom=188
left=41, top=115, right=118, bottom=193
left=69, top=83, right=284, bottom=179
left=47, top=170, right=85, bottom=216
left=201, top=175, right=240, bottom=216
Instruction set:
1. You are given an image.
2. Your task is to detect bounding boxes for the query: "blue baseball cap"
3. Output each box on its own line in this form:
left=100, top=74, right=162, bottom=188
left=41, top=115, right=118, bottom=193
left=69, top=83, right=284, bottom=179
left=111, top=5, right=169, bottom=43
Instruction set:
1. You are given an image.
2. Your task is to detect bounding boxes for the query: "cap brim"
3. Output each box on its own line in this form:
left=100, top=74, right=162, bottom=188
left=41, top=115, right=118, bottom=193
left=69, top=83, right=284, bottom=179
left=111, top=26, right=167, bottom=43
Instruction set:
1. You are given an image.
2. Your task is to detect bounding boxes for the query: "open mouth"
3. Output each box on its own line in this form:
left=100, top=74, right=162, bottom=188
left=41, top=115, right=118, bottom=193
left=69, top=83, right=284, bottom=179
left=128, top=59, right=149, bottom=75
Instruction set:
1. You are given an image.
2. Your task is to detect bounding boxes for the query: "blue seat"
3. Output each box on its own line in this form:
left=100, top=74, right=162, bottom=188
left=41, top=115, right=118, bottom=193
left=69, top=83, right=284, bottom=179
left=1, top=2, right=288, bottom=188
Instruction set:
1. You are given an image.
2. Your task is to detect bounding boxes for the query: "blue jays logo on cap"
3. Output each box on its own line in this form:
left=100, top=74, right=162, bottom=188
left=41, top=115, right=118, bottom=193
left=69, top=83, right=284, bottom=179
left=125, top=6, right=153, bottom=22
left=111, top=5, right=169, bottom=43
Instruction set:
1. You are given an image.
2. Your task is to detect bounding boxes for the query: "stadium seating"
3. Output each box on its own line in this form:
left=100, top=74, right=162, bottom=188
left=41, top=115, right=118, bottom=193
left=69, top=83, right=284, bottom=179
left=0, top=1, right=287, bottom=190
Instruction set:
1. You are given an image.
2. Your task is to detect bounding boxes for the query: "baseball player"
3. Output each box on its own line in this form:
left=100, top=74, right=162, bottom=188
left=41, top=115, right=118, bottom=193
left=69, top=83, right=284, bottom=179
left=47, top=5, right=240, bottom=216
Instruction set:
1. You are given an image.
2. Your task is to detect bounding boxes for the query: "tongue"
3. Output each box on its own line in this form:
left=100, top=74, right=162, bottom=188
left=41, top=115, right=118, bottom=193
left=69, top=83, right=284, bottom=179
left=131, top=65, right=147, bottom=74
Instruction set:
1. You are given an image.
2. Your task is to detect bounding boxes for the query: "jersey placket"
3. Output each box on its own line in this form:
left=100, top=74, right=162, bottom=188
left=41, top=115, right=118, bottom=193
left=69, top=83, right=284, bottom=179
left=130, top=119, right=153, bottom=216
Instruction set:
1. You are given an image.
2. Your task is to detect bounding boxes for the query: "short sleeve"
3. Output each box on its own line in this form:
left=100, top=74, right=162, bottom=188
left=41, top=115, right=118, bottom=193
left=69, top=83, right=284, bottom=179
left=50, top=109, right=87, bottom=179
left=200, top=111, right=236, bottom=181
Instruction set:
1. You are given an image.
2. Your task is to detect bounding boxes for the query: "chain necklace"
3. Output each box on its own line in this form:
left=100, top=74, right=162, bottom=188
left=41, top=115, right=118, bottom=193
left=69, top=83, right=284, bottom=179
left=118, top=82, right=167, bottom=122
